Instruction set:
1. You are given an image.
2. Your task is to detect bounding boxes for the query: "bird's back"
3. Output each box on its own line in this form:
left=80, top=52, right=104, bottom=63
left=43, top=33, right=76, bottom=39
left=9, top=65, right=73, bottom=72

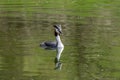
left=40, top=41, right=57, bottom=50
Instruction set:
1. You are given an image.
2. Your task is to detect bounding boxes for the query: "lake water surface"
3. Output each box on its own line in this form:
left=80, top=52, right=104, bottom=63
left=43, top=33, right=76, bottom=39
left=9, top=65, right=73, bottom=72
left=0, top=0, right=120, bottom=80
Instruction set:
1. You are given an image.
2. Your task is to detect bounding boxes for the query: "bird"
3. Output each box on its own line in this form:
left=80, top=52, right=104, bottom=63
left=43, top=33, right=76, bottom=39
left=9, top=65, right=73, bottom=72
left=40, top=24, right=64, bottom=70
left=40, top=24, right=63, bottom=50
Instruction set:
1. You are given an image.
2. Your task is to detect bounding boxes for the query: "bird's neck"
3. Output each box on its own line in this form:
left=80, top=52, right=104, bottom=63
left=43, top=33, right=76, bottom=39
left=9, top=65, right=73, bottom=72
left=54, top=30, right=61, bottom=43
left=55, top=35, right=62, bottom=43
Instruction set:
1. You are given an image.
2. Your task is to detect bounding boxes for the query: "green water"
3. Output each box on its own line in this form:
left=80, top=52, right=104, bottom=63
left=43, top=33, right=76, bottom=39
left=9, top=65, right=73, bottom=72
left=0, top=0, right=120, bottom=80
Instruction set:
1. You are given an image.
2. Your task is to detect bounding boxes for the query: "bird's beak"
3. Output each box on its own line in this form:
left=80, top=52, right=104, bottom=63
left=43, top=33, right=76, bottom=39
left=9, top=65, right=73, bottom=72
left=59, top=30, right=62, bottom=34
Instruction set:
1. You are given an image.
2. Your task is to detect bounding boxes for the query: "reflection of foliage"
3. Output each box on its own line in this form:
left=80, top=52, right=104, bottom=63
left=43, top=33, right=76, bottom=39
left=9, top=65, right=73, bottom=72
left=0, top=0, right=119, bottom=80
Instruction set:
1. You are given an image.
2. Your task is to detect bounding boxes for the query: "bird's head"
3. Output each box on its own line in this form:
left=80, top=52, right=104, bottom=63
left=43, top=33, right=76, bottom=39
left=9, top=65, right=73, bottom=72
left=53, top=24, right=62, bottom=35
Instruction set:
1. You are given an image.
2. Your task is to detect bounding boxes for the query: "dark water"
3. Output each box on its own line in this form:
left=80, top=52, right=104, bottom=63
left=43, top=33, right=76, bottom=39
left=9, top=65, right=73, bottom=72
left=0, top=1, right=120, bottom=80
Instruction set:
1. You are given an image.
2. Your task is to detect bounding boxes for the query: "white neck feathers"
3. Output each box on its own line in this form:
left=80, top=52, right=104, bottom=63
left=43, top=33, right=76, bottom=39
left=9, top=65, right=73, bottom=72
left=56, top=35, right=62, bottom=43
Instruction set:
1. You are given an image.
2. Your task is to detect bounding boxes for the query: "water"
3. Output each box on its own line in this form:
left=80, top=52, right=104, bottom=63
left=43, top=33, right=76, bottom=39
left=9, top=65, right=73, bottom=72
left=0, top=0, right=120, bottom=80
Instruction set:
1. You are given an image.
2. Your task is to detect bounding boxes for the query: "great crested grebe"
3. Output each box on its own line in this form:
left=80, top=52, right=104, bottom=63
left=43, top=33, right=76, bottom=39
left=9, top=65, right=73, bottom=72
left=40, top=25, right=64, bottom=70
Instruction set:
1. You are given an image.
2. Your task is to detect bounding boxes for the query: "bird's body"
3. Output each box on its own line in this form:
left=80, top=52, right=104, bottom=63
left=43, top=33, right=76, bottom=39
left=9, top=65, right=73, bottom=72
left=40, top=41, right=57, bottom=50
left=40, top=24, right=64, bottom=50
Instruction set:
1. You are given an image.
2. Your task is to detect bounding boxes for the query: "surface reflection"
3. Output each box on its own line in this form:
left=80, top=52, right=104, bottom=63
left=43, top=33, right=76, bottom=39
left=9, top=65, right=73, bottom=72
left=0, top=1, right=120, bottom=80
left=0, top=12, right=25, bottom=80
left=54, top=47, right=64, bottom=70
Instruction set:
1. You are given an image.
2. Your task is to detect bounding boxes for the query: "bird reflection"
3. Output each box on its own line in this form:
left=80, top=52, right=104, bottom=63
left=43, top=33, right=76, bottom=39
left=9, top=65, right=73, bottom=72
left=40, top=25, right=64, bottom=70
left=54, top=47, right=64, bottom=70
